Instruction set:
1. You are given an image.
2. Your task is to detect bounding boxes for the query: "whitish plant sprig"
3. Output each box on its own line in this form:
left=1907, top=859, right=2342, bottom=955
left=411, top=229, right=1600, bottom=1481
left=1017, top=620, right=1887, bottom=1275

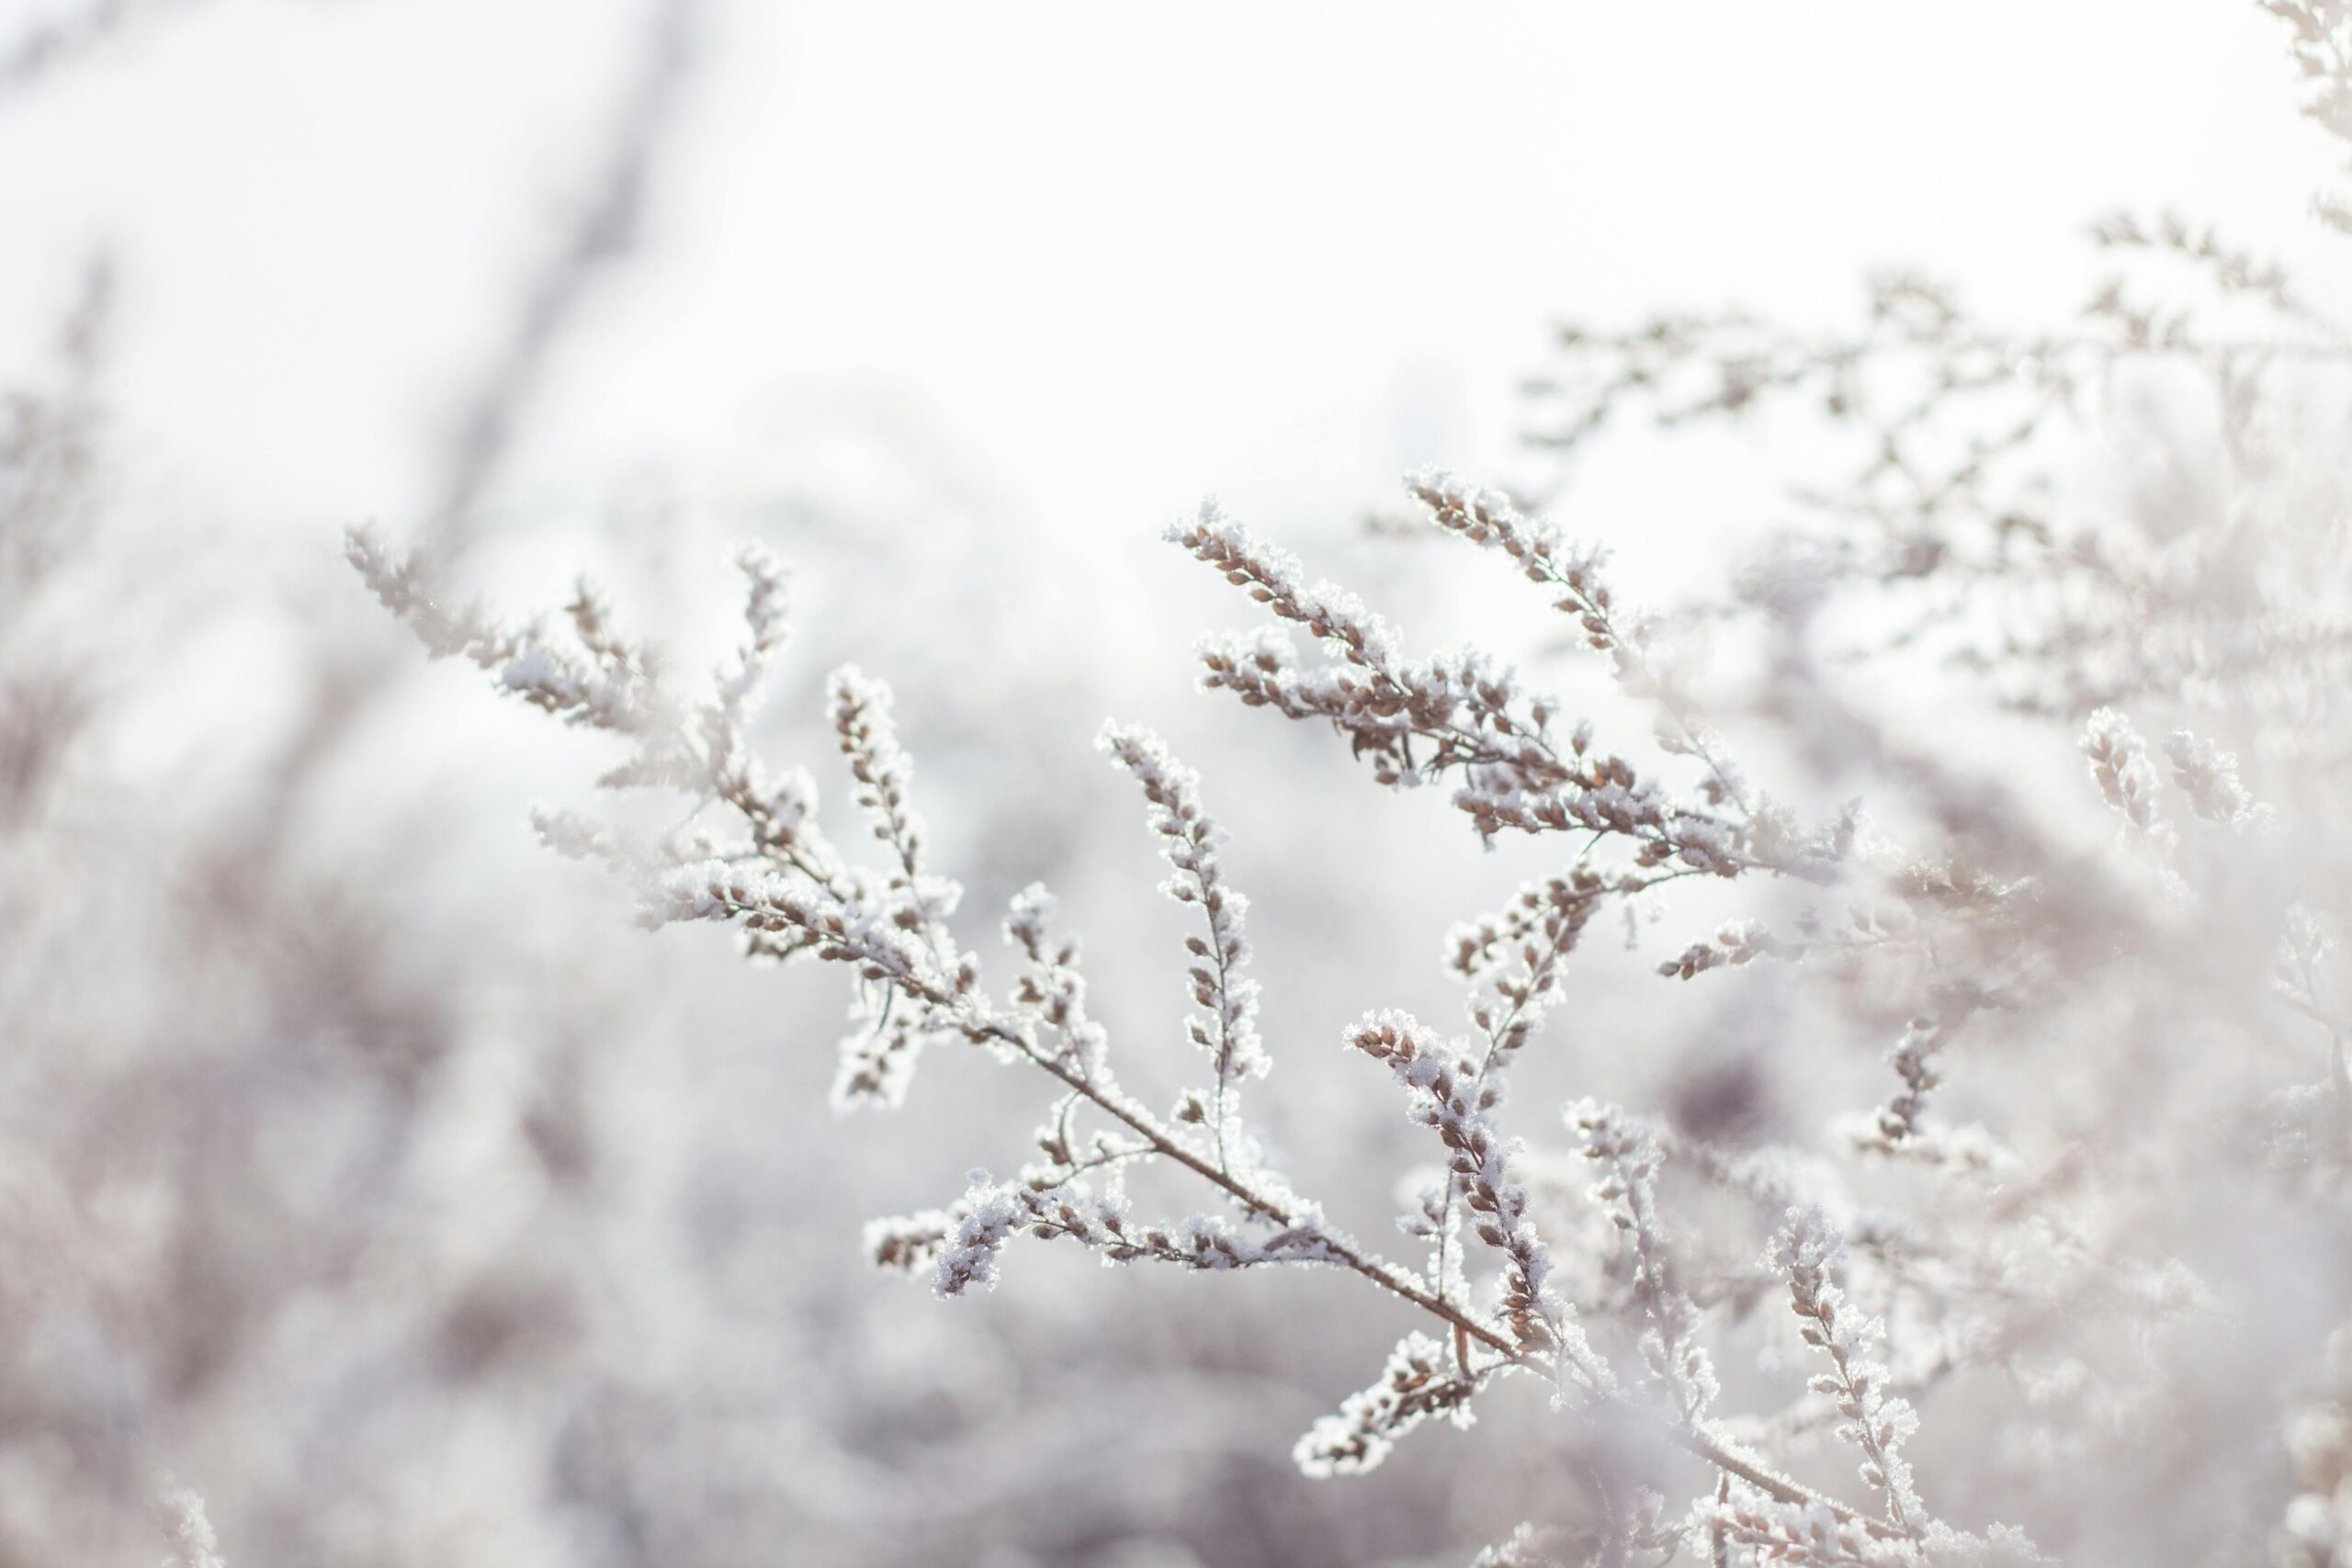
left=2078, top=705, right=2352, bottom=1166
left=1419, top=870, right=1611, bottom=1317
left=1658, top=919, right=1781, bottom=981
left=2163, top=727, right=2267, bottom=829
left=157, top=1484, right=227, bottom=1568
left=355, top=536, right=1381, bottom=1283
left=1347, top=1010, right=1593, bottom=1371
left=1184, top=487, right=2032, bottom=1192
left=2267, top=0, right=2352, bottom=233
left=1770, top=1207, right=1927, bottom=1534
left=1694, top=1492, right=2047, bottom=1568
left=1842, top=991, right=2018, bottom=1172
left=1294, top=1329, right=1479, bottom=1479
left=1571, top=1099, right=1718, bottom=1424
left=1408, top=468, right=1755, bottom=818
left=1004, top=881, right=1110, bottom=1081
left=356, top=526, right=1909, bottom=1537
left=826, top=666, right=966, bottom=1108
left=1099, top=722, right=1267, bottom=1173
left=1172, top=498, right=1768, bottom=877
left=2079, top=705, right=2174, bottom=855
left=1524, top=197, right=2352, bottom=729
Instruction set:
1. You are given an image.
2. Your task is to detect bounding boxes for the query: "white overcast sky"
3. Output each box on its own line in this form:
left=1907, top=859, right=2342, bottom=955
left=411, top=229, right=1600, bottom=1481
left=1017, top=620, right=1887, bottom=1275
left=0, top=0, right=2341, bottom=585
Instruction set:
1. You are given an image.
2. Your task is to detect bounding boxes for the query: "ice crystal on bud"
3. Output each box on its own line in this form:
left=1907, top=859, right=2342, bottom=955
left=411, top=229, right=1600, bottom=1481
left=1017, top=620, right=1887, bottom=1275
left=932, top=1176, right=1021, bottom=1297
left=1099, top=722, right=1267, bottom=1169
left=2083, top=706, right=2173, bottom=852
left=1294, top=1330, right=1476, bottom=1478
left=158, top=1484, right=227, bottom=1568
left=2164, top=727, right=2265, bottom=829
left=1168, top=499, right=1406, bottom=669
left=712, top=542, right=790, bottom=716
left=831, top=666, right=926, bottom=879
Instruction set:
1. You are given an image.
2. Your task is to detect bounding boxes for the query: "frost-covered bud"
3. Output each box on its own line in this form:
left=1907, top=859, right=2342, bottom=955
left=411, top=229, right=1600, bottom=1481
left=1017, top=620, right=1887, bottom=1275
left=1294, top=1331, right=1475, bottom=1478
left=2164, top=728, right=2264, bottom=829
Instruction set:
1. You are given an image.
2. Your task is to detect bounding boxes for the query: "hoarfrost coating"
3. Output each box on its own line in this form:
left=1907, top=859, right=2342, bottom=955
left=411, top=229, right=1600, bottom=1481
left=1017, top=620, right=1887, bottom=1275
left=17, top=1, right=2352, bottom=1564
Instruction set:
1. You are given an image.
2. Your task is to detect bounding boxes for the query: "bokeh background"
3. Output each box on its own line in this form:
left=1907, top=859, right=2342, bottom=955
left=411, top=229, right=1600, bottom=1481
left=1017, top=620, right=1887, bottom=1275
left=2, top=4, right=2347, bottom=1563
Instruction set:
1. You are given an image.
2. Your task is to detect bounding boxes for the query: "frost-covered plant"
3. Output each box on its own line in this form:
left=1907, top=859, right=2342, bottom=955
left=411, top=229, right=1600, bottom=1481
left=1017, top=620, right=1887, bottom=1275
left=350, top=460, right=2059, bottom=1561
left=157, top=1484, right=227, bottom=1568
left=355, top=6, right=2352, bottom=1563
left=350, top=508, right=1888, bottom=1529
